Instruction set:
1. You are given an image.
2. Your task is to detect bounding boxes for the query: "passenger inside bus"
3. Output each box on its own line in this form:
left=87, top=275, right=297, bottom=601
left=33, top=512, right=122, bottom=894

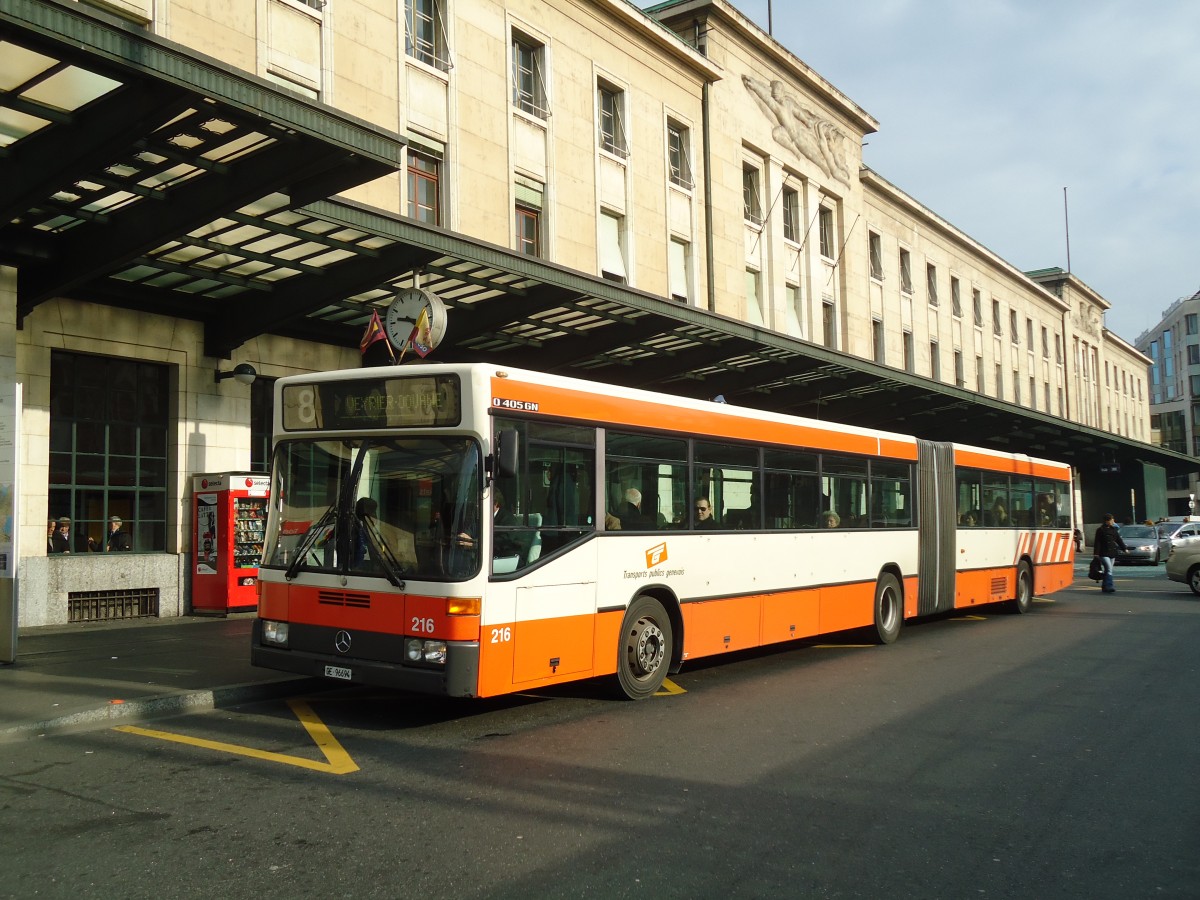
left=822, top=510, right=840, bottom=528
left=695, top=498, right=717, bottom=528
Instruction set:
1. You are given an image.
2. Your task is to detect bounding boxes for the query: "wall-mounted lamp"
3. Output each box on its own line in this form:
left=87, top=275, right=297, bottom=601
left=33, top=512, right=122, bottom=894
left=214, top=363, right=257, bottom=385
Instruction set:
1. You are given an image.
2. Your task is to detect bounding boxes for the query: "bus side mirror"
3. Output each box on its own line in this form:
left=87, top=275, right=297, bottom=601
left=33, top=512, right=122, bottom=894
left=495, top=429, right=519, bottom=479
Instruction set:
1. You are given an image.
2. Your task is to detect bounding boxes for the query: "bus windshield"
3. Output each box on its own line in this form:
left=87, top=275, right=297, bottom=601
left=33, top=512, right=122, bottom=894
left=264, top=436, right=483, bottom=581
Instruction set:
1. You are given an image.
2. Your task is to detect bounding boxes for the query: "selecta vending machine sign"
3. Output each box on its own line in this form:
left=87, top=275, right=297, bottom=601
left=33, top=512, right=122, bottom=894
left=192, top=472, right=270, bottom=614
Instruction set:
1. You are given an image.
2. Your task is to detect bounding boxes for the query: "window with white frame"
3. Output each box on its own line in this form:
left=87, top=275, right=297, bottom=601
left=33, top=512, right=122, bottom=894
left=598, top=82, right=627, bottom=157
left=927, top=263, right=938, bottom=306
left=745, top=269, right=764, bottom=326
left=950, top=277, right=961, bottom=317
left=405, top=0, right=451, bottom=71
left=868, top=231, right=883, bottom=281
left=899, top=249, right=912, bottom=294
left=972, top=288, right=983, bottom=327
left=1010, top=310, right=1019, bottom=344
left=668, top=238, right=690, bottom=302
left=667, top=121, right=693, bottom=189
left=783, top=187, right=800, bottom=243
left=743, top=164, right=763, bottom=225
left=512, top=32, right=549, bottom=118
left=992, top=299, right=1002, bottom=335
left=818, top=206, right=835, bottom=259
left=822, top=299, right=836, bottom=349
left=599, top=211, right=626, bottom=282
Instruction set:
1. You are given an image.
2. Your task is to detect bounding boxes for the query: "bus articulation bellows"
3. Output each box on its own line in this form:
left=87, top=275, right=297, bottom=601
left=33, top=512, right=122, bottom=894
left=251, top=363, right=1075, bottom=699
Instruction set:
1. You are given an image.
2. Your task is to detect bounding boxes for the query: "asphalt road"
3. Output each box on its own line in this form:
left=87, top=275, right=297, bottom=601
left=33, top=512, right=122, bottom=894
left=2, top=568, right=1197, bottom=900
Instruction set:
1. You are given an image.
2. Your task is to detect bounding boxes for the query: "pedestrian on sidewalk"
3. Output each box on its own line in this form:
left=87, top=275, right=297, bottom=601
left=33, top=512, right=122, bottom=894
left=1092, top=513, right=1126, bottom=594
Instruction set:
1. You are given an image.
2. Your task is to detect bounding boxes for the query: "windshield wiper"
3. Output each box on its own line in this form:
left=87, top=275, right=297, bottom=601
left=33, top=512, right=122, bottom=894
left=285, top=504, right=337, bottom=580
left=356, top=513, right=407, bottom=587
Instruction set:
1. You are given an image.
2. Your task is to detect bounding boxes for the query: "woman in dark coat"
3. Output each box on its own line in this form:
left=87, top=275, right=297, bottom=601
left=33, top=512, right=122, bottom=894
left=1092, top=513, right=1127, bottom=594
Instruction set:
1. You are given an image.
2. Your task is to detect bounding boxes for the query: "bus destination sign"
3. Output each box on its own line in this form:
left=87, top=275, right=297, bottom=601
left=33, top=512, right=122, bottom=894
left=281, top=374, right=461, bottom=431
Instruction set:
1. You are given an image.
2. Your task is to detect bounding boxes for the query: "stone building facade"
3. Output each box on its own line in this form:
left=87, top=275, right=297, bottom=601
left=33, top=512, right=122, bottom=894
left=7, top=0, right=1152, bottom=625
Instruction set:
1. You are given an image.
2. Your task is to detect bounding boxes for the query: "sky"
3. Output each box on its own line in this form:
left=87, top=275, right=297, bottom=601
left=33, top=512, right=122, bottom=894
left=642, top=0, right=1200, bottom=343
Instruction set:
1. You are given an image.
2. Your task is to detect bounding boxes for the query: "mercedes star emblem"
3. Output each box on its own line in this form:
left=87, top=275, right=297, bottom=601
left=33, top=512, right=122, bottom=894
left=334, top=630, right=352, bottom=653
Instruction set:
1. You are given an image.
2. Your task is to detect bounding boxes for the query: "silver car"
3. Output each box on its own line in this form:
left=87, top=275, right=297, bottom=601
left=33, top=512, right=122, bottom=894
left=1115, top=524, right=1171, bottom=565
left=1166, top=542, right=1200, bottom=594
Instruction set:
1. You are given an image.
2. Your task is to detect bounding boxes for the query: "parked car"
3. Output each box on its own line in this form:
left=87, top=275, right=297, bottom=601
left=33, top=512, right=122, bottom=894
left=1115, top=524, right=1171, bottom=565
left=1166, top=542, right=1200, bottom=594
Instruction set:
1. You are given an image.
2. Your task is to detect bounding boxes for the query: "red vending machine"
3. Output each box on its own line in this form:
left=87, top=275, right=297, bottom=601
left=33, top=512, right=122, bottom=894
left=191, top=472, right=270, bottom=614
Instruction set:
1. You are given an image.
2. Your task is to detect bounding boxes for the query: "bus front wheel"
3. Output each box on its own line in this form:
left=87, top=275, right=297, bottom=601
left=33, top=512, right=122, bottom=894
left=616, top=596, right=673, bottom=700
left=872, top=573, right=903, bottom=644
left=1008, top=562, right=1033, bottom=614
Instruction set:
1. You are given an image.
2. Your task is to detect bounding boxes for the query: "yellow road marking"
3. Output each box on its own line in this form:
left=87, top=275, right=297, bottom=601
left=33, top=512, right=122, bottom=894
left=951, top=614, right=988, bottom=621
left=656, top=677, right=686, bottom=696
left=114, top=699, right=359, bottom=775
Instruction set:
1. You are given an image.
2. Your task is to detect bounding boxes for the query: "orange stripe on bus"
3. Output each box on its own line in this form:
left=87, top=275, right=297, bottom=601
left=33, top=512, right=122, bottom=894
left=952, top=448, right=1070, bottom=480
left=495, top=378, right=918, bottom=460
left=274, top=584, right=481, bottom=642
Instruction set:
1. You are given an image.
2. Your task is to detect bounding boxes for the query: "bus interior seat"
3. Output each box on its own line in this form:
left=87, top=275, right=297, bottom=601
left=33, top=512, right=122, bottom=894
left=526, top=513, right=543, bottom=563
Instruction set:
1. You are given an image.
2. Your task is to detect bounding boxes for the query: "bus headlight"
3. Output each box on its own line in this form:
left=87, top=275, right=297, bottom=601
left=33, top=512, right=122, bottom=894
left=262, top=620, right=289, bottom=647
left=404, top=638, right=447, bottom=666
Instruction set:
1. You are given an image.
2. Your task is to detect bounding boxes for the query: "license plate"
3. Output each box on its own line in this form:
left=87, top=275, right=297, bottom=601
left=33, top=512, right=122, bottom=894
left=324, top=665, right=352, bottom=681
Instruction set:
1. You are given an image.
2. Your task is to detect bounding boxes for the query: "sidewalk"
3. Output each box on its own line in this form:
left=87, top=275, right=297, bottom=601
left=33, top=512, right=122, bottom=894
left=0, top=614, right=318, bottom=743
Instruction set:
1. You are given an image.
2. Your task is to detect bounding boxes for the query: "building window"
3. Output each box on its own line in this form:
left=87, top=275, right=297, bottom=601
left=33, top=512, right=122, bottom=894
left=515, top=205, right=540, bottom=257
left=669, top=238, right=690, bottom=302
left=818, top=206, right=834, bottom=259
left=1029, top=376, right=1036, bottom=409
left=1044, top=383, right=1051, bottom=413
left=1010, top=310, right=1019, bottom=344
left=868, top=232, right=883, bottom=280
left=995, top=363, right=1004, bottom=400
left=899, top=249, right=912, bottom=294
left=1055, top=334, right=1063, bottom=364
left=972, top=289, right=983, bottom=327
left=1188, top=313, right=1199, bottom=335
left=405, top=0, right=451, bottom=71
left=667, top=121, right=693, bottom=189
left=783, top=188, right=800, bottom=243
left=512, top=33, right=549, bottom=118
left=954, top=350, right=965, bottom=387
left=992, top=300, right=1003, bottom=336
left=1042, top=326, right=1050, bottom=358
left=784, top=283, right=803, bottom=338
left=930, top=341, right=940, bottom=381
left=822, top=299, right=836, bottom=349
left=745, top=269, right=764, bottom=326
left=407, top=149, right=441, bottom=225
left=1014, top=370, right=1021, bottom=404
left=872, top=319, right=885, bottom=364
left=976, top=355, right=984, bottom=392
left=598, top=83, right=627, bottom=157
left=903, top=331, right=914, bottom=373
left=251, top=378, right=274, bottom=474
left=926, top=264, right=938, bottom=306
left=1188, top=344, right=1200, bottom=366
left=599, top=210, right=627, bottom=282
left=514, top=176, right=543, bottom=257
left=1026, top=317, right=1034, bottom=349
left=743, top=165, right=763, bottom=225
left=950, top=277, right=961, bottom=317
left=49, top=351, right=169, bottom=553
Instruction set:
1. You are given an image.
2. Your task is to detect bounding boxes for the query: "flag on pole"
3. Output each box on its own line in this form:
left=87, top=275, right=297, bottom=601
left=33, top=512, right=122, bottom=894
left=359, top=309, right=387, bottom=354
left=410, top=306, right=434, bottom=358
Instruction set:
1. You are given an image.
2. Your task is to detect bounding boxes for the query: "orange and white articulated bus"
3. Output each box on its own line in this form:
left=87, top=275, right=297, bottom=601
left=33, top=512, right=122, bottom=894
left=251, top=363, right=1075, bottom=699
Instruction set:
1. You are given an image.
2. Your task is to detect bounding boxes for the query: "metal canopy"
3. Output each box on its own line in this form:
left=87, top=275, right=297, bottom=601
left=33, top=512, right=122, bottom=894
left=2, top=1, right=1194, bottom=481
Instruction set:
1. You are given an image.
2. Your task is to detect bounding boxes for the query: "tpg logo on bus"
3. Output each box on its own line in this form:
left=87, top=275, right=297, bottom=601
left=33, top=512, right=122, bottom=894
left=645, top=542, right=668, bottom=568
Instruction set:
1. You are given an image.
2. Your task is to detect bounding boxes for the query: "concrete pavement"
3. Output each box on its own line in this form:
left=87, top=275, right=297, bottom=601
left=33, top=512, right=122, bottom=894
left=0, top=614, right=318, bottom=743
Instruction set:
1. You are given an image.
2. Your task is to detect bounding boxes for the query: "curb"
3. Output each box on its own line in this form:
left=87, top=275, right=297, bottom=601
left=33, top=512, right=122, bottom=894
left=0, top=676, right=327, bottom=744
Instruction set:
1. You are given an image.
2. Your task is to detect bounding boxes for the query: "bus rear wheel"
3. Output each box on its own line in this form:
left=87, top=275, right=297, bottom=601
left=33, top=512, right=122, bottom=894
left=616, top=596, right=673, bottom=700
left=872, top=573, right=903, bottom=644
left=1008, top=562, right=1033, bottom=614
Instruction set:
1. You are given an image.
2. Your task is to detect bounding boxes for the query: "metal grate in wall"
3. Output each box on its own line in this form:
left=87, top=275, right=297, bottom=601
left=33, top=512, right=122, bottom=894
left=68, top=588, right=160, bottom=623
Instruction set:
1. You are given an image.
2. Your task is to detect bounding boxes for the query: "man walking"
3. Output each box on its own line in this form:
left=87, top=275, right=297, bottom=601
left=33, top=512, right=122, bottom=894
left=1092, top=513, right=1126, bottom=594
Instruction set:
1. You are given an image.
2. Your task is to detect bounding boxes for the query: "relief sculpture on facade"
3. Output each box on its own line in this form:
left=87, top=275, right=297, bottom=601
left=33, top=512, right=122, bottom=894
left=743, top=75, right=852, bottom=186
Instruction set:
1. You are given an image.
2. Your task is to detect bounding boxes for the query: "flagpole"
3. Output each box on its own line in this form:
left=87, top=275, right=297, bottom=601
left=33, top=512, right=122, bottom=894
left=1063, top=186, right=1071, bottom=275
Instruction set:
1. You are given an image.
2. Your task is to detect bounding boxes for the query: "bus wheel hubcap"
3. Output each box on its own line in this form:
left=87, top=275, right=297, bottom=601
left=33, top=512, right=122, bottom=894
left=631, top=620, right=665, bottom=677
